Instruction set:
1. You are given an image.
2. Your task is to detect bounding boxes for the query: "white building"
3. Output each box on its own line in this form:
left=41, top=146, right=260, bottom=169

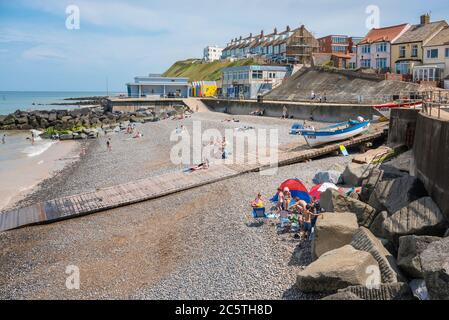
left=203, top=46, right=223, bottom=61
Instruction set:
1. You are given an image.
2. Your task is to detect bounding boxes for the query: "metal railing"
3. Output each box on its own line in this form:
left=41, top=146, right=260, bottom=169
left=421, top=89, right=449, bottom=119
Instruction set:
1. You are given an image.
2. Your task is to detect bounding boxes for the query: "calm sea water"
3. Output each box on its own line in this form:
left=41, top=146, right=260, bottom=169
left=0, top=91, right=121, bottom=115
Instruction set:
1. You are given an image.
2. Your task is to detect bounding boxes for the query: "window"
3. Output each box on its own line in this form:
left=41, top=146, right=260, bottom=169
left=427, top=49, right=438, bottom=59
left=399, top=46, right=406, bottom=58
left=396, top=62, right=410, bottom=75
left=376, top=42, right=387, bottom=52
left=376, top=58, right=387, bottom=69
left=411, top=45, right=418, bottom=57
left=332, top=45, right=347, bottom=53
left=446, top=48, right=449, bottom=58
left=252, top=70, right=263, bottom=79
left=361, top=45, right=371, bottom=54
left=361, top=59, right=371, bottom=68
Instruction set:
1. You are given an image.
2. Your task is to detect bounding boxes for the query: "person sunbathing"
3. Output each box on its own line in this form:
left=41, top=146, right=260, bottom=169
left=251, top=193, right=266, bottom=208
left=187, top=159, right=210, bottom=172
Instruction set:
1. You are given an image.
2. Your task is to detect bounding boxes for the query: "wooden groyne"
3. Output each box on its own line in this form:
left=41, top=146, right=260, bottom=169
left=0, top=124, right=387, bottom=232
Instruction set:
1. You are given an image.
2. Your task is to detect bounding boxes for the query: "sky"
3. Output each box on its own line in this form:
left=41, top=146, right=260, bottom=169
left=0, top=0, right=448, bottom=92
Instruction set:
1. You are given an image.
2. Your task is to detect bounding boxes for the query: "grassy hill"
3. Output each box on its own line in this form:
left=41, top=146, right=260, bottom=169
left=162, top=58, right=265, bottom=82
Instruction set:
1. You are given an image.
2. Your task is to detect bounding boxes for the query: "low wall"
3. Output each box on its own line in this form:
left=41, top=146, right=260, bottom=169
left=201, top=99, right=376, bottom=123
left=413, top=113, right=449, bottom=220
left=387, top=108, right=420, bottom=147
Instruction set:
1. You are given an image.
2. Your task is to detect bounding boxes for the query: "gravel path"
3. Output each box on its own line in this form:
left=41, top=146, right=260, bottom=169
left=1, top=112, right=353, bottom=300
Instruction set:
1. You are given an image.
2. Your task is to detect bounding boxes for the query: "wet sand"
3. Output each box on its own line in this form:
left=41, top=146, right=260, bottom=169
left=0, top=134, right=79, bottom=211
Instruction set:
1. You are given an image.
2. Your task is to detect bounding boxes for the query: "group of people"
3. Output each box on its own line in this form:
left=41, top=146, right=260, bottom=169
left=310, top=91, right=327, bottom=103
left=251, top=187, right=323, bottom=240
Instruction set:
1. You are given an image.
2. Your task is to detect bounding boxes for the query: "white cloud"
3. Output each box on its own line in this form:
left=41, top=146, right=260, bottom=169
left=21, top=46, right=66, bottom=60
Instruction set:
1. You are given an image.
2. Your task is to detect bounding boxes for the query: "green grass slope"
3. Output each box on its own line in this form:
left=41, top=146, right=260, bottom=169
left=162, top=58, right=264, bottom=82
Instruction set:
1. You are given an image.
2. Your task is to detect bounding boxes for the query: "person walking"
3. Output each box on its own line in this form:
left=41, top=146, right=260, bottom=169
left=282, top=105, right=288, bottom=119
left=106, top=138, right=112, bottom=152
left=1, top=134, right=5, bottom=144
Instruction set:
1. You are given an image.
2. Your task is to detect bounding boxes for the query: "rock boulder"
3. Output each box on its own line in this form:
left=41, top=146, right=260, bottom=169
left=370, top=197, right=448, bottom=242
left=397, top=235, right=441, bottom=279
left=312, top=212, right=359, bottom=260
left=320, top=189, right=377, bottom=227
left=368, top=175, right=427, bottom=214
left=351, top=227, right=405, bottom=283
left=420, top=237, right=449, bottom=300
left=337, top=282, right=413, bottom=300
left=296, top=245, right=380, bottom=293
left=342, top=163, right=373, bottom=187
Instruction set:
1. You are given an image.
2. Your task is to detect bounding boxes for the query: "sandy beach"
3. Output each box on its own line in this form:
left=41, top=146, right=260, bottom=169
left=0, top=132, right=79, bottom=211
left=0, top=111, right=355, bottom=299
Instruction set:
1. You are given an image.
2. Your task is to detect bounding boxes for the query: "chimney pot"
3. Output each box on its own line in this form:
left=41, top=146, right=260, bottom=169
left=274, top=27, right=278, bottom=34
left=420, top=13, right=430, bottom=25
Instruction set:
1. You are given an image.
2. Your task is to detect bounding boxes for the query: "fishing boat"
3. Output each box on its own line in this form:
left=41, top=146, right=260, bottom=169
left=374, top=100, right=422, bottom=119
left=299, top=119, right=370, bottom=147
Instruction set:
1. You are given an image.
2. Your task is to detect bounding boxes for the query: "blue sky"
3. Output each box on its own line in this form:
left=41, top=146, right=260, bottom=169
left=0, top=0, right=448, bottom=92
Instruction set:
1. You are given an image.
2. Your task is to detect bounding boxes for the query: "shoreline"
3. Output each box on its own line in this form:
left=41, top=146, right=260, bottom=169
left=0, top=138, right=81, bottom=211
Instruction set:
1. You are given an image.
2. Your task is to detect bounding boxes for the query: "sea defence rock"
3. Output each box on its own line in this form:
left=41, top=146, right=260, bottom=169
left=397, top=235, right=441, bottom=279
left=337, top=283, right=413, bottom=300
left=312, top=170, right=342, bottom=185
left=341, top=163, right=373, bottom=187
left=312, top=212, right=359, bottom=260
left=321, top=292, right=363, bottom=300
left=320, top=189, right=377, bottom=227
left=296, top=245, right=380, bottom=293
left=368, top=175, right=428, bottom=214
left=370, top=197, right=449, bottom=242
left=420, top=237, right=449, bottom=300
left=351, top=227, right=404, bottom=283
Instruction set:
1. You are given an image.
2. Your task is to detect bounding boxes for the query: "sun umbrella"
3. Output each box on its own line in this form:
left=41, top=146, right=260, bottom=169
left=271, top=179, right=311, bottom=204
left=309, top=182, right=340, bottom=200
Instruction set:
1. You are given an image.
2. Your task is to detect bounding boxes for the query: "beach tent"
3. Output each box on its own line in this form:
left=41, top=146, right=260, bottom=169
left=271, top=179, right=311, bottom=204
left=309, top=183, right=339, bottom=200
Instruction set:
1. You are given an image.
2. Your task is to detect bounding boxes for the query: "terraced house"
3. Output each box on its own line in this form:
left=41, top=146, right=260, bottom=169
left=356, top=23, right=410, bottom=72
left=221, top=25, right=318, bottom=65
left=391, top=14, right=448, bottom=78
left=417, top=26, right=449, bottom=87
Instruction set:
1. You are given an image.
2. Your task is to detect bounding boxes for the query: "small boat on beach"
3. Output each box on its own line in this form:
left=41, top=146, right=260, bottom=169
left=298, top=119, right=370, bottom=147
left=374, top=100, right=422, bottom=119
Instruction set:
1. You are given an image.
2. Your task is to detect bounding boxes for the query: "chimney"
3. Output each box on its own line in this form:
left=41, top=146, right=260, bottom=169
left=274, top=27, right=278, bottom=34
left=420, top=13, right=430, bottom=25
left=260, top=30, right=264, bottom=37
left=249, top=32, right=253, bottom=38
left=286, top=25, right=291, bottom=32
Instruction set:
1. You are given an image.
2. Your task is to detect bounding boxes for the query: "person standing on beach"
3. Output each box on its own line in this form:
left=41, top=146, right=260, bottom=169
left=106, top=138, right=112, bottom=152
left=31, top=132, right=35, bottom=145
left=1, top=134, right=5, bottom=144
left=282, top=105, right=288, bottom=119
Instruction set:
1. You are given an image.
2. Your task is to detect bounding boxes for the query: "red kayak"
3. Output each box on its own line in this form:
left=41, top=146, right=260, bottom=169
left=374, top=101, right=423, bottom=109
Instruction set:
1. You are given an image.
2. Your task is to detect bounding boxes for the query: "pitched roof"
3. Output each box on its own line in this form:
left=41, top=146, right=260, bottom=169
left=425, top=26, right=449, bottom=46
left=394, top=21, right=448, bottom=44
left=359, top=23, right=409, bottom=44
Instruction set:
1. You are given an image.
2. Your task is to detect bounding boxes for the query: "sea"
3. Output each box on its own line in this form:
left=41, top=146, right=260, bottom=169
left=0, top=91, right=122, bottom=115
left=0, top=91, right=122, bottom=209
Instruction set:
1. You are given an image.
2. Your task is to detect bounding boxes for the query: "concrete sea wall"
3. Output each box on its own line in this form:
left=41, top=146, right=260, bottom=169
left=387, top=108, right=420, bottom=147
left=201, top=99, right=376, bottom=123
left=413, top=112, right=449, bottom=220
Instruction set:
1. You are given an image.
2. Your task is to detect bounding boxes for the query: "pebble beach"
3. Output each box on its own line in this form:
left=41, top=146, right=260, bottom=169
left=0, top=111, right=355, bottom=299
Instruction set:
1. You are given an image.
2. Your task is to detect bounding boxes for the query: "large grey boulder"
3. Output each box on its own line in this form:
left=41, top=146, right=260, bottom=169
left=320, top=189, right=377, bottom=227
left=312, top=212, right=359, bottom=260
left=351, top=227, right=405, bottom=283
left=321, top=292, right=363, bottom=300
left=342, top=163, right=373, bottom=187
left=337, top=283, right=413, bottom=300
left=296, top=245, right=380, bottom=293
left=312, top=170, right=342, bottom=184
left=370, top=197, right=448, bottom=242
left=397, top=235, right=441, bottom=278
left=59, top=133, right=73, bottom=140
left=420, top=237, right=449, bottom=300
left=368, top=175, right=427, bottom=214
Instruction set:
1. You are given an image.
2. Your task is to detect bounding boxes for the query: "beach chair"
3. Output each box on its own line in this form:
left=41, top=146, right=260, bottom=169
left=252, top=207, right=266, bottom=218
